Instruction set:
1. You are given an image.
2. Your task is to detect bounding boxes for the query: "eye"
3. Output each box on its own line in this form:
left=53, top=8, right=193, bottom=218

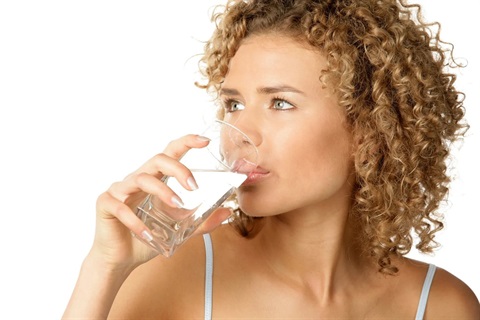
left=223, top=99, right=245, bottom=113
left=272, top=99, right=295, bottom=110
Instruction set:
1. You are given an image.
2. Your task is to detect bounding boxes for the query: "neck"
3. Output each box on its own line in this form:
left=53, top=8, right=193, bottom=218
left=252, top=193, right=371, bottom=301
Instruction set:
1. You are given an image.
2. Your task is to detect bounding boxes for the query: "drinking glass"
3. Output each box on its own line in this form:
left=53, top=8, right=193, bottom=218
left=135, top=119, right=258, bottom=257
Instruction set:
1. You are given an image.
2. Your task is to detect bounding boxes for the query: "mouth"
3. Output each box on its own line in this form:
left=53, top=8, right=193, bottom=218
left=231, top=158, right=257, bottom=174
left=242, top=166, right=270, bottom=186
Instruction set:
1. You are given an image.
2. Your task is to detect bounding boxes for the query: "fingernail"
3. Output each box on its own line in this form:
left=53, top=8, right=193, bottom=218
left=187, top=177, right=198, bottom=190
left=196, top=135, right=211, bottom=142
left=141, top=230, right=153, bottom=243
left=171, top=196, right=184, bottom=208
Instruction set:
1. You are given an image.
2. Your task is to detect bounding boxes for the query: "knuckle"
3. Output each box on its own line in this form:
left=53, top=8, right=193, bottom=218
left=108, top=180, right=122, bottom=191
left=106, top=181, right=124, bottom=198
left=151, top=153, right=168, bottom=166
left=165, top=139, right=179, bottom=150
left=132, top=172, right=148, bottom=183
left=96, top=192, right=109, bottom=207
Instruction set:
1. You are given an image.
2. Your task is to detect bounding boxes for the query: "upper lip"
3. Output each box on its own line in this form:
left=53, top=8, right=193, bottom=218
left=231, top=159, right=269, bottom=175
left=250, top=166, right=269, bottom=174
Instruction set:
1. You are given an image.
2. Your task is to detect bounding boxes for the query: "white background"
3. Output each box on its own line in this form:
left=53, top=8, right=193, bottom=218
left=0, top=1, right=478, bottom=318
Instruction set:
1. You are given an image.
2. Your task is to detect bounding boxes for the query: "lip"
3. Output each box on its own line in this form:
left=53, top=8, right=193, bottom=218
left=241, top=166, right=270, bottom=186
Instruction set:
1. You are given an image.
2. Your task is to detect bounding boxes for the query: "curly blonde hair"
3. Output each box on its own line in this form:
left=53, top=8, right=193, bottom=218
left=196, top=0, right=466, bottom=274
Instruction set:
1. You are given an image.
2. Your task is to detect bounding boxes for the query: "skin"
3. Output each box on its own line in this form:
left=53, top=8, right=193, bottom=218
left=63, top=34, right=479, bottom=319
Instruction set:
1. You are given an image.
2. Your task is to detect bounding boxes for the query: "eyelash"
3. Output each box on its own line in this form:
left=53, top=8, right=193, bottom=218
left=221, top=96, right=296, bottom=112
left=221, top=98, right=243, bottom=113
left=271, top=95, right=295, bottom=111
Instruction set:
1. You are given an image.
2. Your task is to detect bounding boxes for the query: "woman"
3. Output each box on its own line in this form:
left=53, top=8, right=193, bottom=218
left=63, top=0, right=480, bottom=318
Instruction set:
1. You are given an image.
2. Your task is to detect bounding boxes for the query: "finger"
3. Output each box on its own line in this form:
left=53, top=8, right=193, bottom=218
left=163, top=134, right=210, bottom=160
left=193, top=207, right=233, bottom=236
left=108, top=173, right=184, bottom=209
left=115, top=152, right=202, bottom=203
left=132, top=153, right=199, bottom=190
left=125, top=134, right=210, bottom=189
left=97, top=192, right=153, bottom=241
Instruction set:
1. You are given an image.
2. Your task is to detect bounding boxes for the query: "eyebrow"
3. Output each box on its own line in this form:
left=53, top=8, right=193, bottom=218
left=220, top=85, right=305, bottom=96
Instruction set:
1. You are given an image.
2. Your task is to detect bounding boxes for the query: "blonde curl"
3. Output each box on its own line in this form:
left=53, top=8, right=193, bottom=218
left=196, top=0, right=467, bottom=274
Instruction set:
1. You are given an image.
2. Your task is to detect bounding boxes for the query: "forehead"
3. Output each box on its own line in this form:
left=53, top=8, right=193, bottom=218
left=222, top=34, right=327, bottom=90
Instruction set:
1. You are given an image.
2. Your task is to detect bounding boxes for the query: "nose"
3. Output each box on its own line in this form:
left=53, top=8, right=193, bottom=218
left=218, top=112, right=261, bottom=170
left=228, top=110, right=263, bottom=149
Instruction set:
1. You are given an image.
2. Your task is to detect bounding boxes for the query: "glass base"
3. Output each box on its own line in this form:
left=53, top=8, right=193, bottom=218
left=134, top=195, right=197, bottom=257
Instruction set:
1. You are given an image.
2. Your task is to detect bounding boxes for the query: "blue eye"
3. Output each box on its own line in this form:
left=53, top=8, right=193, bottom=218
left=273, top=99, right=295, bottom=110
left=224, top=99, right=245, bottom=113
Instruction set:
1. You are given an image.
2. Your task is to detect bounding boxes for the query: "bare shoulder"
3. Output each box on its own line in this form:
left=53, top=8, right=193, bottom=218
left=108, top=234, right=208, bottom=319
left=426, top=266, right=480, bottom=319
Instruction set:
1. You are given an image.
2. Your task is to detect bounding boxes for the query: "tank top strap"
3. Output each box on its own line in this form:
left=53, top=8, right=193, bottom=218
left=414, top=264, right=436, bottom=320
left=204, top=236, right=437, bottom=320
left=203, top=233, right=213, bottom=320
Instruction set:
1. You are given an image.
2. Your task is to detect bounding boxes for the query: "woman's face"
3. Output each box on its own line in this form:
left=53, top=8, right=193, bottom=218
left=221, top=34, right=354, bottom=217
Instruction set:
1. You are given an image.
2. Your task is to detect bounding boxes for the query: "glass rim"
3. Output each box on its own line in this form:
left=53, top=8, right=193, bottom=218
left=203, top=119, right=259, bottom=172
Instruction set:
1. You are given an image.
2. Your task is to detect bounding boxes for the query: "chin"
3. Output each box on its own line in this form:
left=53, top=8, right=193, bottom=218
left=236, top=195, right=281, bottom=217
left=236, top=183, right=291, bottom=217
left=236, top=188, right=258, bottom=213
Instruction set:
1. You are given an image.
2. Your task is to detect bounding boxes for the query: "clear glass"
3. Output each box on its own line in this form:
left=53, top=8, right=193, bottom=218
left=134, top=119, right=258, bottom=257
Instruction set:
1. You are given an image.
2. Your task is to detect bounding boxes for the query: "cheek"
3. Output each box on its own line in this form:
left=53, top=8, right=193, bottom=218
left=237, top=125, right=354, bottom=216
left=282, top=118, right=353, bottom=192
left=280, top=119, right=353, bottom=178
left=284, top=133, right=353, bottom=194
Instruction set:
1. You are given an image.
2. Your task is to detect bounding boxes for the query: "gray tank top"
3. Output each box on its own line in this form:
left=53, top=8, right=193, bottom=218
left=202, top=233, right=436, bottom=320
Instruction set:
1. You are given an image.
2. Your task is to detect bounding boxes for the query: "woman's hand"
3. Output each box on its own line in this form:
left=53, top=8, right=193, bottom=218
left=88, top=134, right=231, bottom=273
left=64, top=134, right=231, bottom=319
